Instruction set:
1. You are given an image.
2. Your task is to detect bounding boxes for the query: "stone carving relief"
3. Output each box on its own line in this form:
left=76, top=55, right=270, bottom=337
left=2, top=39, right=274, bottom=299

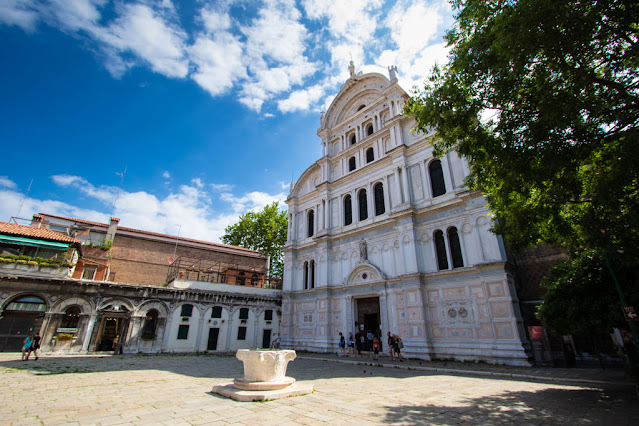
left=439, top=299, right=476, bottom=326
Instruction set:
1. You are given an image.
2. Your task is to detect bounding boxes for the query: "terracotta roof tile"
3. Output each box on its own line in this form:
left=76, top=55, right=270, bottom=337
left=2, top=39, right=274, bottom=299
left=0, top=222, right=80, bottom=244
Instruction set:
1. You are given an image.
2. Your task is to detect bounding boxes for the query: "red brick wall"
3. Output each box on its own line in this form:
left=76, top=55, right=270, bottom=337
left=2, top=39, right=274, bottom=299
left=108, top=234, right=267, bottom=287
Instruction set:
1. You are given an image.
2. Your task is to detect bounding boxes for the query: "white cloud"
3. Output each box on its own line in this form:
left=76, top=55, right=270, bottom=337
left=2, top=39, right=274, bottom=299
left=220, top=191, right=287, bottom=215
left=189, top=32, right=246, bottom=97
left=278, top=84, right=325, bottom=113
left=210, top=183, right=233, bottom=192
left=95, top=3, right=189, bottom=78
left=0, top=0, right=453, bottom=114
left=162, top=171, right=171, bottom=179
left=0, top=176, right=17, bottom=189
left=0, top=175, right=287, bottom=243
left=0, top=0, right=39, bottom=32
left=201, top=8, right=231, bottom=33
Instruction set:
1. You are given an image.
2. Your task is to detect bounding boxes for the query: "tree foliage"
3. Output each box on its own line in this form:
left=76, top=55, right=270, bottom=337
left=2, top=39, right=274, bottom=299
left=536, top=250, right=623, bottom=335
left=405, top=0, right=639, bottom=336
left=221, top=202, right=287, bottom=277
left=406, top=0, right=639, bottom=258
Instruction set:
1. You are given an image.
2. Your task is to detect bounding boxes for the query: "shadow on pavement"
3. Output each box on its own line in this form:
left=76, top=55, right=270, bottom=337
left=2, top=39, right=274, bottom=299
left=383, top=388, right=639, bottom=425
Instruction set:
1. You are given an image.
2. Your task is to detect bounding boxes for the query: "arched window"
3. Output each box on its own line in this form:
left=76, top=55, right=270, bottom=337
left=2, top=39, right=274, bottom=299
left=303, top=261, right=309, bottom=290
left=61, top=306, right=81, bottom=328
left=429, top=160, right=446, bottom=197
left=358, top=189, right=368, bottom=221
left=350, top=134, right=356, bottom=145
left=367, top=124, right=374, bottom=136
left=6, top=295, right=47, bottom=312
left=434, top=230, right=449, bottom=270
left=251, top=273, right=259, bottom=286
left=344, top=195, right=353, bottom=226
left=236, top=271, right=245, bottom=285
left=366, top=147, right=374, bottom=163
left=142, top=309, right=159, bottom=336
left=310, top=260, right=315, bottom=289
left=348, top=156, right=356, bottom=172
left=357, top=104, right=366, bottom=111
left=374, top=183, right=385, bottom=216
left=448, top=227, right=464, bottom=268
left=307, top=210, right=314, bottom=237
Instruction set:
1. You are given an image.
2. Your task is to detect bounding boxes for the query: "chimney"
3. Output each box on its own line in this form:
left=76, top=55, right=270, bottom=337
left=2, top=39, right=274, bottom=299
left=31, top=214, right=43, bottom=228
left=106, top=217, right=120, bottom=242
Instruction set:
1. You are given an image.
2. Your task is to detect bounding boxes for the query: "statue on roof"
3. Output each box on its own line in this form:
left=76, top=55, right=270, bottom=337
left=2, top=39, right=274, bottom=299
left=388, top=65, right=398, bottom=82
left=348, top=60, right=355, bottom=77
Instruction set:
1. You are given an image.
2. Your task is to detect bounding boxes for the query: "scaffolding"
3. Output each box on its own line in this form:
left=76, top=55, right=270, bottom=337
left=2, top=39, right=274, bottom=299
left=166, top=256, right=282, bottom=289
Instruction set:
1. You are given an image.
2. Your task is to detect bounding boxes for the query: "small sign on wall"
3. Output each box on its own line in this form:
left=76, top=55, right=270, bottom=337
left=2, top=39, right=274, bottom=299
left=57, top=328, right=78, bottom=333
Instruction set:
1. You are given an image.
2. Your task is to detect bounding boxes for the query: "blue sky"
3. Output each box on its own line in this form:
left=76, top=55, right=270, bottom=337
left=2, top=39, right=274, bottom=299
left=0, top=0, right=453, bottom=242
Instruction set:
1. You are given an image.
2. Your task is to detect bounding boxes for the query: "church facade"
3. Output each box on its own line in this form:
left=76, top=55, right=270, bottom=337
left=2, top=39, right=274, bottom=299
left=281, top=64, right=530, bottom=365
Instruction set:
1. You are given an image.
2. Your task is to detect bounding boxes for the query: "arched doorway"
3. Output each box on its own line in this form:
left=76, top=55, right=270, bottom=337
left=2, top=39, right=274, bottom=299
left=93, top=301, right=131, bottom=352
left=0, top=295, right=47, bottom=351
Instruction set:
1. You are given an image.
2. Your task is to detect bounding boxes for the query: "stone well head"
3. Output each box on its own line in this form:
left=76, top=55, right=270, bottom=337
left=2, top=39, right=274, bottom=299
left=235, top=349, right=296, bottom=382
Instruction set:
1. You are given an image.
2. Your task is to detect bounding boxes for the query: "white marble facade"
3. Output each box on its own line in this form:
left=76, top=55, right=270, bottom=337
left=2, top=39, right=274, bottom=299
left=281, top=64, right=530, bottom=365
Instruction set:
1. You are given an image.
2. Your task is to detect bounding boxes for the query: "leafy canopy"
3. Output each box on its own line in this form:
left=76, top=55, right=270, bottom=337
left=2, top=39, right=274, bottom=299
left=221, top=202, right=288, bottom=277
left=405, top=0, right=639, bottom=258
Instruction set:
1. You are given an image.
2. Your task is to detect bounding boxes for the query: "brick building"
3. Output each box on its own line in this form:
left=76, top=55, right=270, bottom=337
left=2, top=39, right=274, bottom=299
left=0, top=215, right=281, bottom=354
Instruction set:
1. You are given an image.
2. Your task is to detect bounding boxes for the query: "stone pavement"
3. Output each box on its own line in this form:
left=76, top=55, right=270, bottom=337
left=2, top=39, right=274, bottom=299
left=0, top=352, right=637, bottom=425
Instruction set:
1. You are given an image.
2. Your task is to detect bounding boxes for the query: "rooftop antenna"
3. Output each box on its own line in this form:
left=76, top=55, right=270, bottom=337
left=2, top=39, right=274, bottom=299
left=110, top=166, right=127, bottom=219
left=14, top=178, right=33, bottom=223
left=172, top=224, right=181, bottom=263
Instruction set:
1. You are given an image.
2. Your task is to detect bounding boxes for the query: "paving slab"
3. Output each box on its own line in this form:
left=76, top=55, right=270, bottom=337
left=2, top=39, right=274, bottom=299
left=0, top=352, right=637, bottom=425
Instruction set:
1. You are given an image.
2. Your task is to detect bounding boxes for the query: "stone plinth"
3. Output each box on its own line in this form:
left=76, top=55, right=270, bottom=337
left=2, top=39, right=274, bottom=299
left=211, top=349, right=313, bottom=402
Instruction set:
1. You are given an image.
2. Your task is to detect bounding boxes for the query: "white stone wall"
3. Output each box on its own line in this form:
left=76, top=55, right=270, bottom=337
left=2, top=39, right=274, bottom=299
left=282, top=68, right=529, bottom=365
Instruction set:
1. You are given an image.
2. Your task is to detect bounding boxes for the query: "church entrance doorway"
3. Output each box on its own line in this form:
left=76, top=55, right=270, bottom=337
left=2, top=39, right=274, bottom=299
left=356, top=297, right=381, bottom=351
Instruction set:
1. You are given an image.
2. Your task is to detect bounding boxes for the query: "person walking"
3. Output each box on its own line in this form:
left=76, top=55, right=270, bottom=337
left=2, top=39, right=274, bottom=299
left=372, top=335, right=380, bottom=361
left=355, top=331, right=362, bottom=355
left=338, top=332, right=346, bottom=355
left=21, top=333, right=33, bottom=361
left=348, top=332, right=355, bottom=355
left=29, top=332, right=41, bottom=360
left=387, top=331, right=395, bottom=361
left=393, top=334, right=404, bottom=362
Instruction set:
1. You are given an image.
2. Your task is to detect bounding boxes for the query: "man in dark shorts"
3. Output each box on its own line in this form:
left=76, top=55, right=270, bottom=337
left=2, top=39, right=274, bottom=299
left=29, top=332, right=41, bottom=360
left=387, top=331, right=395, bottom=361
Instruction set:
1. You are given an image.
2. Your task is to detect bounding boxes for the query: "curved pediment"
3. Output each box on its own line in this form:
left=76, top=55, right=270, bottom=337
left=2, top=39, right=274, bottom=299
left=345, top=261, right=387, bottom=286
left=289, top=162, right=321, bottom=199
left=324, top=73, right=390, bottom=130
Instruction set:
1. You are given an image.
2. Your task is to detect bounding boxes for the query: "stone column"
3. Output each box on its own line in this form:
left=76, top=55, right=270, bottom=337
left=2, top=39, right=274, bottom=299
left=252, top=307, right=262, bottom=348
left=441, top=153, right=454, bottom=193
left=81, top=313, right=98, bottom=352
left=324, top=198, right=330, bottom=230
left=420, top=161, right=432, bottom=199
left=401, top=165, right=410, bottom=205
left=393, top=168, right=402, bottom=205
left=225, top=307, right=236, bottom=350
left=383, top=175, right=391, bottom=214
left=194, top=310, right=206, bottom=352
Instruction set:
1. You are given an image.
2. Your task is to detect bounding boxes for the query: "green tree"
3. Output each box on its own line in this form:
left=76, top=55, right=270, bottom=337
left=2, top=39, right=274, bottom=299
left=405, top=0, right=639, bottom=331
left=222, top=202, right=288, bottom=277
left=536, top=249, right=622, bottom=336
left=406, top=0, right=638, bottom=256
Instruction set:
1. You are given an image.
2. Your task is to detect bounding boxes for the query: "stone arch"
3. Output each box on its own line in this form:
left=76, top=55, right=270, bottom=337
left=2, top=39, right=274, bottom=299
left=344, top=262, right=387, bottom=286
left=51, top=296, right=94, bottom=314
left=136, top=300, right=169, bottom=317
left=97, top=298, right=134, bottom=313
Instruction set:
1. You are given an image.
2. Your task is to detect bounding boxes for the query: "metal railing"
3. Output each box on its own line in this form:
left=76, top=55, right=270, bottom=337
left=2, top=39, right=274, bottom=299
left=166, top=256, right=282, bottom=289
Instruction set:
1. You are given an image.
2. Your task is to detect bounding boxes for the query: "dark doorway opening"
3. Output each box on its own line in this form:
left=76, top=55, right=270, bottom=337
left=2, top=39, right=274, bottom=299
left=262, top=329, right=272, bottom=348
left=95, top=315, right=129, bottom=352
left=207, top=328, right=219, bottom=350
left=356, top=297, right=381, bottom=351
